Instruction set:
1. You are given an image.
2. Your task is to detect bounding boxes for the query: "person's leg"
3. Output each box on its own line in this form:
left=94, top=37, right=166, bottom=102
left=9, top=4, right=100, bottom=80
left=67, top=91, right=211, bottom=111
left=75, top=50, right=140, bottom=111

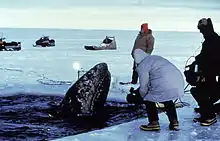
left=192, top=78, right=220, bottom=114
left=198, top=97, right=216, bottom=125
left=209, top=80, right=220, bottom=103
left=191, top=79, right=216, bottom=126
left=212, top=76, right=220, bottom=113
left=190, top=87, right=200, bottom=103
left=140, top=101, right=160, bottom=131
left=163, top=101, right=179, bottom=130
left=209, top=81, right=220, bottom=113
left=213, top=103, right=220, bottom=114
left=190, top=87, right=202, bottom=113
left=163, top=101, right=178, bottom=122
left=131, top=61, right=138, bottom=84
left=145, top=101, right=159, bottom=122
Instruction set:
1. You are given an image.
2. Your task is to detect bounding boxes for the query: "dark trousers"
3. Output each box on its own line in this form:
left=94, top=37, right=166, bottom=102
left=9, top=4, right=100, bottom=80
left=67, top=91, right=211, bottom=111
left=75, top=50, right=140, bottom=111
left=145, top=100, right=178, bottom=123
left=131, top=61, right=138, bottom=84
left=190, top=76, right=220, bottom=119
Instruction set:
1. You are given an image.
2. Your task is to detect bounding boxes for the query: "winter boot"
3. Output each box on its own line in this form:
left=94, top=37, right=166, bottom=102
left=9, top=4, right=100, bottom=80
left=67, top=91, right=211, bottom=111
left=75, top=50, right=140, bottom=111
left=200, top=117, right=217, bottom=126
left=169, top=120, right=179, bottom=131
left=140, top=121, right=160, bottom=131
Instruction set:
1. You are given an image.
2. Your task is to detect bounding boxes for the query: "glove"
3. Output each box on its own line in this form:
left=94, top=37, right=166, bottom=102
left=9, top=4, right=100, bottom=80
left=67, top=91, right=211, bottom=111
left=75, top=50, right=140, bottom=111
left=126, top=87, right=143, bottom=104
left=184, top=61, right=202, bottom=86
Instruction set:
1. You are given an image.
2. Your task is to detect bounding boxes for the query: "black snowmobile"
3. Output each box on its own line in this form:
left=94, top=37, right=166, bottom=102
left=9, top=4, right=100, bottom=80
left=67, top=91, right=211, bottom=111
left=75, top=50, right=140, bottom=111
left=33, top=36, right=55, bottom=47
left=0, top=37, right=21, bottom=51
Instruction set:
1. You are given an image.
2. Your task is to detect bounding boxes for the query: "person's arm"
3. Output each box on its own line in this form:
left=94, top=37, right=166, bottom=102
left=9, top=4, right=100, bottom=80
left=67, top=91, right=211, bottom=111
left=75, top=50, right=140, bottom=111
left=138, top=71, right=149, bottom=98
left=131, top=46, right=135, bottom=58
left=146, top=35, right=154, bottom=54
left=131, top=34, right=139, bottom=58
left=195, top=43, right=214, bottom=72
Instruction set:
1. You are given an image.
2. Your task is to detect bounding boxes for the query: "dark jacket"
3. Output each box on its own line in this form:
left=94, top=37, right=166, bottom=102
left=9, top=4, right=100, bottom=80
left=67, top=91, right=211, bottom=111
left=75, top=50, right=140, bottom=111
left=131, top=29, right=154, bottom=57
left=195, top=32, right=220, bottom=76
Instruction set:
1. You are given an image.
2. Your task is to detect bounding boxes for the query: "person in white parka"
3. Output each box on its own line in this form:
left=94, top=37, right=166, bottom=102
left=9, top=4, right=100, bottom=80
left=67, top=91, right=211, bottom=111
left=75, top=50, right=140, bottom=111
left=127, top=49, right=184, bottom=131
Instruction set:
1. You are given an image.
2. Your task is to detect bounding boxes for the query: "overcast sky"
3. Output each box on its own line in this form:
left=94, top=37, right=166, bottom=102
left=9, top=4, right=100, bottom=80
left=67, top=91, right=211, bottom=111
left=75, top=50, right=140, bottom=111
left=0, top=0, right=219, bottom=9
left=0, top=0, right=219, bottom=31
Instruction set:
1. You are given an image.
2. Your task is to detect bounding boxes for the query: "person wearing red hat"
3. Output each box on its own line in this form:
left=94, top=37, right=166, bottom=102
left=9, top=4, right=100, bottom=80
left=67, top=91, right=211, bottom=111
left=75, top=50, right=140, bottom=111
left=185, top=18, right=220, bottom=126
left=129, top=23, right=155, bottom=84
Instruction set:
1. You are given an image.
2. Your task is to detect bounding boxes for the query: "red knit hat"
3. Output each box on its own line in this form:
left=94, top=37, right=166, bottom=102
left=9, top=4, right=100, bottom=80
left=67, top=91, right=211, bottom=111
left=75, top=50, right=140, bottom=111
left=141, top=23, right=149, bottom=33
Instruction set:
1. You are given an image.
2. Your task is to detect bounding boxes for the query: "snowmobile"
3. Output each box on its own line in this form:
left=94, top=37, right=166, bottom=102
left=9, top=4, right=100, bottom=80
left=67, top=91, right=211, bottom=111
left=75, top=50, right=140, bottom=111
left=0, top=37, right=21, bottom=51
left=84, top=36, right=117, bottom=50
left=33, top=36, right=55, bottom=47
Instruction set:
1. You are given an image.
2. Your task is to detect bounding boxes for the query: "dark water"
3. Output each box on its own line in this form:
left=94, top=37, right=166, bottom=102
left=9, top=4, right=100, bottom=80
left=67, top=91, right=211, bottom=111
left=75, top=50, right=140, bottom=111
left=0, top=94, right=147, bottom=141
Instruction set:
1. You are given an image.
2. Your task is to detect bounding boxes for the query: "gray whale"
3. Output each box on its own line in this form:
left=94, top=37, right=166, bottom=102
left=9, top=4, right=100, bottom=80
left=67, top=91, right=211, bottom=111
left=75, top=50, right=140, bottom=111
left=58, top=62, right=111, bottom=117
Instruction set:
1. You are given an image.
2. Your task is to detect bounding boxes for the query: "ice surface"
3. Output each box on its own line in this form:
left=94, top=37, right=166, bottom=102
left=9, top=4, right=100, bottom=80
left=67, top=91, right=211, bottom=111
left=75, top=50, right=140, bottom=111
left=1, top=28, right=219, bottom=141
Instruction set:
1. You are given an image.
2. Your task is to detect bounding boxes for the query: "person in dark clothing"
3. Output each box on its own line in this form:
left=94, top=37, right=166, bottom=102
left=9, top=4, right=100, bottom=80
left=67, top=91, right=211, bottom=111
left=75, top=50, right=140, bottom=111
left=189, top=18, right=220, bottom=126
left=131, top=62, right=139, bottom=84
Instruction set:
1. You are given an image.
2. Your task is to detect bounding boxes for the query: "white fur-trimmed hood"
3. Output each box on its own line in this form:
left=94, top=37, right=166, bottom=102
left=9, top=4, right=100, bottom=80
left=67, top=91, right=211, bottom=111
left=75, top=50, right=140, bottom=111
left=133, top=49, right=149, bottom=64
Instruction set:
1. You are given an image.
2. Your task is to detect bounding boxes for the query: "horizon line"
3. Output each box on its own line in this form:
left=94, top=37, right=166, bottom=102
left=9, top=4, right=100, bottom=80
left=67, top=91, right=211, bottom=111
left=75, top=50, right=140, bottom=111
left=0, top=26, right=201, bottom=33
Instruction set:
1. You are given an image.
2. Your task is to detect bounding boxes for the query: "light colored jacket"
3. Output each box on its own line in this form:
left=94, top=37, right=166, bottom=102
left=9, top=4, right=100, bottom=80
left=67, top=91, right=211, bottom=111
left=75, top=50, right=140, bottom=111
left=134, top=49, right=184, bottom=102
left=131, top=29, right=155, bottom=57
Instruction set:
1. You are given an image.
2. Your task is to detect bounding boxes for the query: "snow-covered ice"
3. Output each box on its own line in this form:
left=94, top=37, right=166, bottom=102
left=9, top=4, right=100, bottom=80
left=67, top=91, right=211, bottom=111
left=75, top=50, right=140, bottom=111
left=0, top=28, right=220, bottom=141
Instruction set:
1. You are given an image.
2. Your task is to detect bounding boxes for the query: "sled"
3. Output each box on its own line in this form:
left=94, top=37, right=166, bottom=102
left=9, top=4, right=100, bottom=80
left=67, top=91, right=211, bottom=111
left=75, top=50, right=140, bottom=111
left=84, top=36, right=117, bottom=50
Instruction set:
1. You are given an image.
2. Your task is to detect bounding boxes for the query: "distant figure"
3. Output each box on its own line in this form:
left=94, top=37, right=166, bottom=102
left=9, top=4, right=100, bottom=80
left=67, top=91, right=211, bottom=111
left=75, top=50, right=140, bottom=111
left=185, top=18, right=220, bottom=126
left=130, top=23, right=155, bottom=84
left=0, top=38, right=6, bottom=51
left=127, top=49, right=184, bottom=131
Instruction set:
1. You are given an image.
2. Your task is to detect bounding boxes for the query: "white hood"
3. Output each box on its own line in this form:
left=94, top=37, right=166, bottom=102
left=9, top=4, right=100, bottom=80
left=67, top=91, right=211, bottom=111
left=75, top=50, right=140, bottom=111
left=133, top=49, right=149, bottom=64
